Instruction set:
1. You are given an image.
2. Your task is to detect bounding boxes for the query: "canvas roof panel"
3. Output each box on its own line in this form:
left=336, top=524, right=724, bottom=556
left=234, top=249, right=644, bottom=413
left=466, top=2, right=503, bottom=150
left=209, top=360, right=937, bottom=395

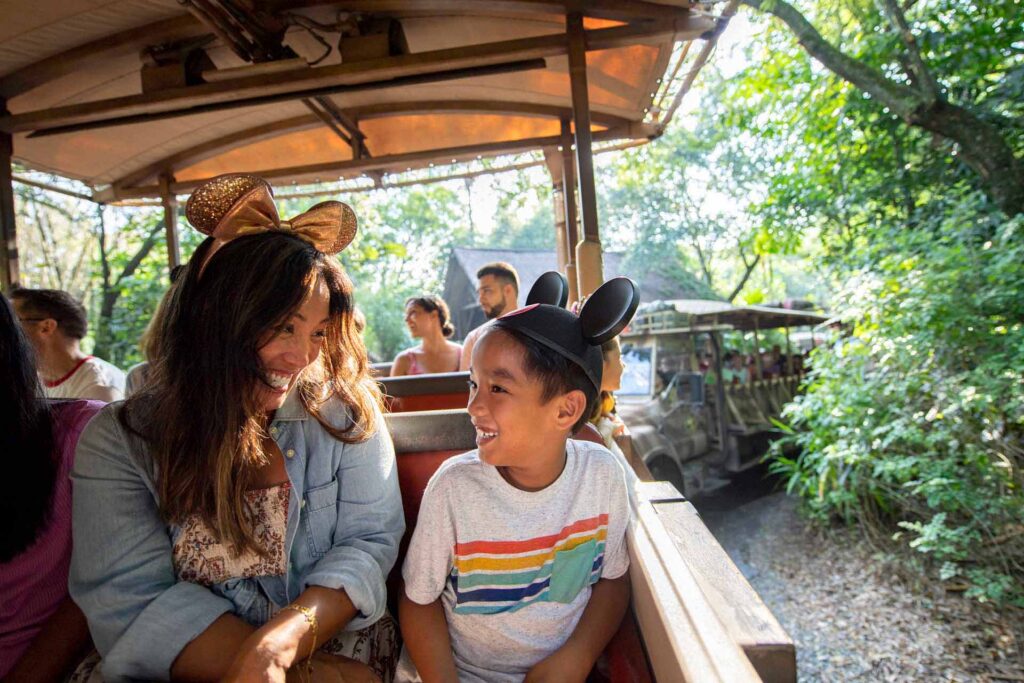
left=0, top=1, right=726, bottom=199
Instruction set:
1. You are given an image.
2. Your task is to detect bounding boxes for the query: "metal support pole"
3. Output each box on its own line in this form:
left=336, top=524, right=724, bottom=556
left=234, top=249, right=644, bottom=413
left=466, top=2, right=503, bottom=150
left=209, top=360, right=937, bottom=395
left=752, top=323, right=764, bottom=380
left=542, top=147, right=570, bottom=275
left=0, top=100, right=18, bottom=294
left=785, top=326, right=794, bottom=375
left=159, top=173, right=181, bottom=272
left=559, top=120, right=580, bottom=305
left=566, top=12, right=603, bottom=297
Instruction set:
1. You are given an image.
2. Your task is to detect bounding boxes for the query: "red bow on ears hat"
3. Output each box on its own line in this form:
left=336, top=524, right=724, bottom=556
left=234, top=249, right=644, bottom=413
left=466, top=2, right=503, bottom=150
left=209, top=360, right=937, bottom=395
left=496, top=274, right=640, bottom=391
left=185, top=173, right=357, bottom=272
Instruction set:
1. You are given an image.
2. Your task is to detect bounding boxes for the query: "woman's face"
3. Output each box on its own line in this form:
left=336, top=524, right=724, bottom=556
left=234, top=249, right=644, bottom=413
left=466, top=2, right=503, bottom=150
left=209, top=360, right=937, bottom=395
left=256, top=278, right=331, bottom=412
left=404, top=303, right=436, bottom=339
left=601, top=341, right=625, bottom=393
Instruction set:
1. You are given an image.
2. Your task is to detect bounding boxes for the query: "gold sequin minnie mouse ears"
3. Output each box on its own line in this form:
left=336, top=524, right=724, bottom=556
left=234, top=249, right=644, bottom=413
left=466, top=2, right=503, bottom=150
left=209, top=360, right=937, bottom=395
left=184, top=174, right=357, bottom=266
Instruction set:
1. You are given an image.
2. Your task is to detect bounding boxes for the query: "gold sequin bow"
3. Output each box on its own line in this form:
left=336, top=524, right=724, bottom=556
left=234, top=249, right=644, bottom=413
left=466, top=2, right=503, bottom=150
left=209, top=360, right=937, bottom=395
left=184, top=174, right=356, bottom=265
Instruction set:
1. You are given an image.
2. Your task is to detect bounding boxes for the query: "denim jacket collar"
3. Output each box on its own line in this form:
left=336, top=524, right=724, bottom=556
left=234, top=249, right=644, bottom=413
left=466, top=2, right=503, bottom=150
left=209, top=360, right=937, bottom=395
left=273, top=388, right=308, bottom=422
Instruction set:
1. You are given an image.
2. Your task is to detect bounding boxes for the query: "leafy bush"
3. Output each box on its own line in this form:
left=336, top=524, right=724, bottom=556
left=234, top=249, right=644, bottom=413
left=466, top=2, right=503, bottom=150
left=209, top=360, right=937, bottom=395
left=772, top=210, right=1024, bottom=604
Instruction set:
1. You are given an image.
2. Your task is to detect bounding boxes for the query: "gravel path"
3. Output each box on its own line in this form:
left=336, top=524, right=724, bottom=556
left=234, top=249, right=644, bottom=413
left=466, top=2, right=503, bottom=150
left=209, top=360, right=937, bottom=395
left=691, top=476, right=1024, bottom=682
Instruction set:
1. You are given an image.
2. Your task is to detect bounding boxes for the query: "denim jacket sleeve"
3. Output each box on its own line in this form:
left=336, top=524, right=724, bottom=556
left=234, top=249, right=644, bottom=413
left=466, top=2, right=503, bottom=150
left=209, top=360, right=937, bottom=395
left=69, top=405, right=233, bottom=682
left=299, top=402, right=405, bottom=629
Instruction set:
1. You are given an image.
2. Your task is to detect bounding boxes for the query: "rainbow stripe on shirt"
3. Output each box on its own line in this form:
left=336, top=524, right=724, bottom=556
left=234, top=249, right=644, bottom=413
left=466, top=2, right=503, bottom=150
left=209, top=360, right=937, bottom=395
left=450, top=514, right=608, bottom=615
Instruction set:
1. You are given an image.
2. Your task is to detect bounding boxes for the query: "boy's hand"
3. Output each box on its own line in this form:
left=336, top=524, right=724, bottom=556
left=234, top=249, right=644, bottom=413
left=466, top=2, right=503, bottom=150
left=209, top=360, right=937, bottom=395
left=313, top=652, right=382, bottom=683
left=524, top=648, right=587, bottom=683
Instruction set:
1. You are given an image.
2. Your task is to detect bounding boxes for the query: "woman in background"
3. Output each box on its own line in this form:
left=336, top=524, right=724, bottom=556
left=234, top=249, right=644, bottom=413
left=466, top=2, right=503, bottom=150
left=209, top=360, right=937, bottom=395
left=0, top=295, right=102, bottom=681
left=390, top=296, right=461, bottom=376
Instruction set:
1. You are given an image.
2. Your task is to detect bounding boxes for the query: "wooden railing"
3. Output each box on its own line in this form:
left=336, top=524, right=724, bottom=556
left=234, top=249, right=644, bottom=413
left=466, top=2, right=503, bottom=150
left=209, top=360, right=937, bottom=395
left=630, top=478, right=796, bottom=682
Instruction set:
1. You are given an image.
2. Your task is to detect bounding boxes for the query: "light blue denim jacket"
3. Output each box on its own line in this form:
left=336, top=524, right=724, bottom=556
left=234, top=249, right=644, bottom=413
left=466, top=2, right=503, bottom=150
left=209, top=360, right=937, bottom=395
left=69, top=390, right=404, bottom=682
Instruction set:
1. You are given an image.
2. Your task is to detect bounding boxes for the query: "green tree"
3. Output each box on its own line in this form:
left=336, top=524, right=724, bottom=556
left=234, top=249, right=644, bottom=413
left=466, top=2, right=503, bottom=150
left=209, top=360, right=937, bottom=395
left=739, top=0, right=1024, bottom=216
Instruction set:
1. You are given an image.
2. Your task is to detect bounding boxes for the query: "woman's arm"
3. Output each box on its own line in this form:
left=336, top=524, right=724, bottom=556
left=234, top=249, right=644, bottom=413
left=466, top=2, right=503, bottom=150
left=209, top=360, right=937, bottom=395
left=398, top=594, right=458, bottom=683
left=299, top=407, right=405, bottom=630
left=70, top=407, right=235, bottom=681
left=524, top=575, right=630, bottom=683
left=3, top=597, right=92, bottom=683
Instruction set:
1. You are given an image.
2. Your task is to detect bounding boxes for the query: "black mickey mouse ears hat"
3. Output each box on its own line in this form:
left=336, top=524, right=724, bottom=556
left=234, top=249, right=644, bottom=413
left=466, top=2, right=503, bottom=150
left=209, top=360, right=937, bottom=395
left=494, top=272, right=640, bottom=391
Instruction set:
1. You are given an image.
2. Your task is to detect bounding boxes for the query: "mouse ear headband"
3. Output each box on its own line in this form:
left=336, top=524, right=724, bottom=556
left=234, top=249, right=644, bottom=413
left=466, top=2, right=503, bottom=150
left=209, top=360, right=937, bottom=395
left=184, top=173, right=357, bottom=272
left=497, top=273, right=640, bottom=391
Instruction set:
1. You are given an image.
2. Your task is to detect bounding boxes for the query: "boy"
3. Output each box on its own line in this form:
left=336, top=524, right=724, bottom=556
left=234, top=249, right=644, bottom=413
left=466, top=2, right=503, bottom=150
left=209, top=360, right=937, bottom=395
left=399, top=282, right=638, bottom=682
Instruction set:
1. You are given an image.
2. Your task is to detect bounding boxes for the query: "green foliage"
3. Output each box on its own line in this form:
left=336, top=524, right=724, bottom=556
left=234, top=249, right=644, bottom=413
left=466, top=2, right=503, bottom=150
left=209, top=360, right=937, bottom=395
left=771, top=207, right=1024, bottom=603
left=336, top=184, right=472, bottom=361
left=714, top=0, right=1024, bottom=602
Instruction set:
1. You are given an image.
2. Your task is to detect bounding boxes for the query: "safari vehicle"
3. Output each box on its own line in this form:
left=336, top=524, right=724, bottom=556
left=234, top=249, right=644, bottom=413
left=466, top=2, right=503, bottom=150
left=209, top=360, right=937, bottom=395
left=618, top=300, right=828, bottom=497
left=1, top=1, right=795, bottom=680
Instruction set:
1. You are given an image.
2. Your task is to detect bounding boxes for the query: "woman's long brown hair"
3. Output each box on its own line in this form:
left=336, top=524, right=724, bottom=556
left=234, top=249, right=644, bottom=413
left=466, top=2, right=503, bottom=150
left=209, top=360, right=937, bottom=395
left=120, top=232, right=380, bottom=556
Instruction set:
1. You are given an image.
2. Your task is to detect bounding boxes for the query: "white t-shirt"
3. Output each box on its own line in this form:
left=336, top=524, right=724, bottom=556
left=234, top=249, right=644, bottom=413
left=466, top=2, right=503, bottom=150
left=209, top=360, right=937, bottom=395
left=43, top=356, right=126, bottom=402
left=400, top=440, right=631, bottom=683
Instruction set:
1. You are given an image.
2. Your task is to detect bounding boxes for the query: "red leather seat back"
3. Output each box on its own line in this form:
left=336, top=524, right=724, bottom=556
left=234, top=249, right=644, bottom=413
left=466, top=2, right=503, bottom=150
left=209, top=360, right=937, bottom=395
left=390, top=393, right=469, bottom=412
left=575, top=422, right=606, bottom=446
left=380, top=372, right=471, bottom=413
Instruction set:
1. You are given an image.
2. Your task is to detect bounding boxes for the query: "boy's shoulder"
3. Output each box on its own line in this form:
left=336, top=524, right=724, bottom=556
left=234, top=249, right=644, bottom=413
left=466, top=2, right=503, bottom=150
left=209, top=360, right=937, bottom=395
left=569, top=438, right=622, bottom=471
left=425, top=450, right=487, bottom=490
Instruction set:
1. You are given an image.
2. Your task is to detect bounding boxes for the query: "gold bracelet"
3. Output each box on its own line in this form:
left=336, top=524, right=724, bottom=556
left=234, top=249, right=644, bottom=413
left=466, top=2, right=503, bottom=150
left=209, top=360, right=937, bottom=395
left=283, top=604, right=318, bottom=683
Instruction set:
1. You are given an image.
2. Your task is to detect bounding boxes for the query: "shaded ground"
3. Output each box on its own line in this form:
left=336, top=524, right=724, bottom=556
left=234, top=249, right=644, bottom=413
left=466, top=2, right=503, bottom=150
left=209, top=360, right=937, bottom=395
left=690, top=469, right=1024, bottom=682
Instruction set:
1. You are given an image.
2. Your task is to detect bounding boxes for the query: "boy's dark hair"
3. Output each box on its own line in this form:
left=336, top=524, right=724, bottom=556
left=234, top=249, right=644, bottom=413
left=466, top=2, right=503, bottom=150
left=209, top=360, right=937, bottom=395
left=489, top=322, right=598, bottom=434
left=476, top=262, right=520, bottom=295
left=11, top=288, right=88, bottom=340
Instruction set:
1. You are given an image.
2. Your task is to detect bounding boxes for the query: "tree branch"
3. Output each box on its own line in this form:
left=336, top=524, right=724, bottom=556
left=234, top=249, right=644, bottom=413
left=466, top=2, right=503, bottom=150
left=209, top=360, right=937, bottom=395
left=881, top=0, right=940, bottom=103
left=113, top=221, right=163, bottom=289
left=727, top=249, right=761, bottom=302
left=741, top=0, right=920, bottom=119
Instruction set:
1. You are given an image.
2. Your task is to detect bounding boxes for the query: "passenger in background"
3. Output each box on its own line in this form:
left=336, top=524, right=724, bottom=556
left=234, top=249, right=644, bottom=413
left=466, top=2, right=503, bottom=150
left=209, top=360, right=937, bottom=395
left=391, top=296, right=461, bottom=376
left=458, top=261, right=520, bottom=370
left=125, top=265, right=184, bottom=397
left=590, top=338, right=627, bottom=455
left=12, top=288, right=126, bottom=402
left=722, top=350, right=748, bottom=385
left=0, top=295, right=102, bottom=682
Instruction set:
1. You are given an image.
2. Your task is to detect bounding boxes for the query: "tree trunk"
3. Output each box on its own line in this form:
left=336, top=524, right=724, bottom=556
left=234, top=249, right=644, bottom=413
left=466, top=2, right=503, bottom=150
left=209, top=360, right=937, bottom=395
left=741, top=0, right=1024, bottom=217
left=909, top=99, right=1024, bottom=217
left=92, top=218, right=163, bottom=361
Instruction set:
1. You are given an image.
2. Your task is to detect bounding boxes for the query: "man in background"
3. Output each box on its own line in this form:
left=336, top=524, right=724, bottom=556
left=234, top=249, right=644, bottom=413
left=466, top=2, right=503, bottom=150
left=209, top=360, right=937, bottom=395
left=458, top=262, right=520, bottom=370
left=11, top=288, right=126, bottom=402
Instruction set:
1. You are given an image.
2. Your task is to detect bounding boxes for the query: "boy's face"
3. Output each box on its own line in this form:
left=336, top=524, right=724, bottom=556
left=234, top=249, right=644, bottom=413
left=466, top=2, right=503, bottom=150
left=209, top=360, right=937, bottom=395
left=468, top=330, right=578, bottom=485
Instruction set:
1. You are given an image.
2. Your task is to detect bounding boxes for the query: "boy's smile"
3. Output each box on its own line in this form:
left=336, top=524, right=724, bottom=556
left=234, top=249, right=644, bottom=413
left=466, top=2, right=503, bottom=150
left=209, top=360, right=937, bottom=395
left=468, top=329, right=578, bottom=491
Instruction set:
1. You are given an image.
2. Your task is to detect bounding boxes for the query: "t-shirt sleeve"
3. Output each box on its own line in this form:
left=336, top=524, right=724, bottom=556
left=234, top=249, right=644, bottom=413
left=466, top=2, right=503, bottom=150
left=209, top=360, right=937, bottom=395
left=600, top=456, right=632, bottom=580
left=401, top=467, right=457, bottom=604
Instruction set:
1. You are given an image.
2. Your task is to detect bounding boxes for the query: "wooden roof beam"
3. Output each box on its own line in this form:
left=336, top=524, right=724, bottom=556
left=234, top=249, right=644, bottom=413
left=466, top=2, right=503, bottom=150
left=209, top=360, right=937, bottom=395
left=109, top=100, right=630, bottom=191
left=0, top=16, right=209, bottom=99
left=105, top=122, right=658, bottom=200
left=260, top=0, right=696, bottom=23
left=1, top=17, right=715, bottom=135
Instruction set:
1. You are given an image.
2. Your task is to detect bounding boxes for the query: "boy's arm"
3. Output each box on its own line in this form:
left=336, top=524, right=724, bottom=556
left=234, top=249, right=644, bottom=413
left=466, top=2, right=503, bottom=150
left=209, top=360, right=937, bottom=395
left=399, top=593, right=459, bottom=683
left=524, top=574, right=630, bottom=683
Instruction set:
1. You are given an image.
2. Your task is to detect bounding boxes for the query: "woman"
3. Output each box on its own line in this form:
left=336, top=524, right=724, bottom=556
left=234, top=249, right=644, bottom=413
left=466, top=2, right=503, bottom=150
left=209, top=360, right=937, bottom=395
left=69, top=174, right=404, bottom=683
left=390, top=296, right=461, bottom=376
left=590, top=338, right=627, bottom=455
left=0, top=295, right=102, bottom=681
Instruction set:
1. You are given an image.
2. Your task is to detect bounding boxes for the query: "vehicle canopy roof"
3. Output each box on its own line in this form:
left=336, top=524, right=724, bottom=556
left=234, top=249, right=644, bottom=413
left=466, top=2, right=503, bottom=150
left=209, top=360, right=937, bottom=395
left=0, top=1, right=723, bottom=202
left=627, top=299, right=829, bottom=334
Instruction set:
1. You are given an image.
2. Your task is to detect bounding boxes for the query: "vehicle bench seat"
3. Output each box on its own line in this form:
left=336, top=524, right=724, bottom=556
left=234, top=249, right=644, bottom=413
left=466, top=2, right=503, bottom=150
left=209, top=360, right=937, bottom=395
left=384, top=409, right=649, bottom=682
left=379, top=371, right=470, bottom=412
